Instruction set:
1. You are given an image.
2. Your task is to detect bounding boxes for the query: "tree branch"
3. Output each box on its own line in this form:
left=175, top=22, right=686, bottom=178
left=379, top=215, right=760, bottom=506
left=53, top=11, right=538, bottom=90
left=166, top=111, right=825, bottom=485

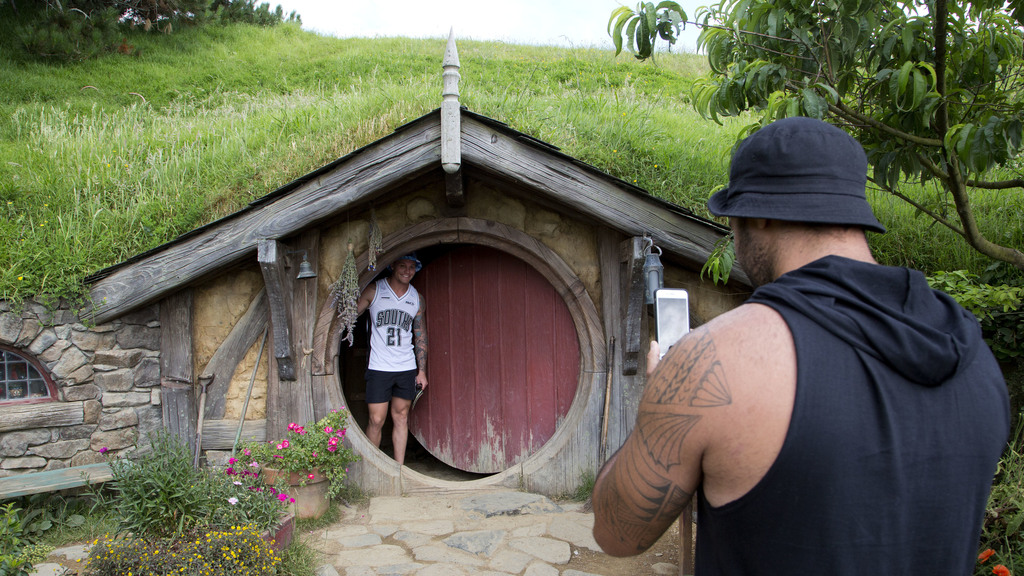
left=872, top=181, right=965, bottom=236
left=966, top=178, right=1024, bottom=190
left=831, top=102, right=943, bottom=147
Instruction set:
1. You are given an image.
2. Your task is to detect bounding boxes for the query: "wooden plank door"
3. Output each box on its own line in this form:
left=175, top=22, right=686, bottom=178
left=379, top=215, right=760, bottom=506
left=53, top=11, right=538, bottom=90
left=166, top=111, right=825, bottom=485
left=410, top=245, right=580, bottom=473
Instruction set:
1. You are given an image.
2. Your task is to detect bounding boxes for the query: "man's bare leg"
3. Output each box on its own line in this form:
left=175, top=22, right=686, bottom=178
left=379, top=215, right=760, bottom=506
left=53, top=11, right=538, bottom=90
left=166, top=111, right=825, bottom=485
left=366, top=402, right=389, bottom=447
left=390, top=397, right=412, bottom=465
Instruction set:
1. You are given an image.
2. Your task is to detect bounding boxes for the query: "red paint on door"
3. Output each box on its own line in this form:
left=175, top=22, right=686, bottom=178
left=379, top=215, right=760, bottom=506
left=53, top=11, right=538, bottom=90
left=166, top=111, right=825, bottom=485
left=410, top=245, right=581, bottom=473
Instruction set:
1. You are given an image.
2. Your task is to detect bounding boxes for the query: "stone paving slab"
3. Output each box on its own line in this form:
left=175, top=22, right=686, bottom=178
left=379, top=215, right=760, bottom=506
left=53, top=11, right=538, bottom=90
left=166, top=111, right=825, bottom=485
left=306, top=490, right=621, bottom=575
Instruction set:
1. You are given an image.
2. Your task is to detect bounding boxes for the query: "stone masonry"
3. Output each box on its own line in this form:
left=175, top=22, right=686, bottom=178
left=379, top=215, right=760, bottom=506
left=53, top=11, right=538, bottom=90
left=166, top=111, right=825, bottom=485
left=0, top=299, right=162, bottom=477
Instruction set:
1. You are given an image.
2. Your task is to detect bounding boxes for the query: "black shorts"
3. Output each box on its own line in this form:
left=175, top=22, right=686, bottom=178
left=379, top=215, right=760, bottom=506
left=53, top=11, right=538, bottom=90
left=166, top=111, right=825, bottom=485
left=364, top=369, right=418, bottom=403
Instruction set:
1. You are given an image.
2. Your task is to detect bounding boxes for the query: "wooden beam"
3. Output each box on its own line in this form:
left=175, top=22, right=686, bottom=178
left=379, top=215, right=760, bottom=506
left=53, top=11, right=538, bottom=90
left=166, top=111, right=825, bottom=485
left=445, top=168, right=465, bottom=207
left=160, top=290, right=197, bottom=452
left=198, top=418, right=267, bottom=450
left=0, top=463, right=113, bottom=499
left=201, top=288, right=268, bottom=420
left=0, top=402, right=84, bottom=433
left=621, top=237, right=646, bottom=376
left=86, top=119, right=443, bottom=324
left=258, top=238, right=296, bottom=382
left=459, top=115, right=750, bottom=286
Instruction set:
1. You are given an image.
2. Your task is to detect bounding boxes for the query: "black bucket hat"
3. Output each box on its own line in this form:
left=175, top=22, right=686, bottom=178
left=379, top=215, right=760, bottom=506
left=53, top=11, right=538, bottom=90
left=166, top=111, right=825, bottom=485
left=707, top=117, right=886, bottom=233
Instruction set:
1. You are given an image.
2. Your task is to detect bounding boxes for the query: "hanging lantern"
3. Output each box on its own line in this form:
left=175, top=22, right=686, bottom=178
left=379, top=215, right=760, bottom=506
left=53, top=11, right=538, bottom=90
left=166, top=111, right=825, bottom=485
left=643, top=239, right=664, bottom=305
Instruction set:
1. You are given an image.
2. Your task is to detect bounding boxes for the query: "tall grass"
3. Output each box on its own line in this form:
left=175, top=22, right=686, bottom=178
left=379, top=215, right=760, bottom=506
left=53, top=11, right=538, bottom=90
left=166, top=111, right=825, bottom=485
left=1, top=8, right=1020, bottom=303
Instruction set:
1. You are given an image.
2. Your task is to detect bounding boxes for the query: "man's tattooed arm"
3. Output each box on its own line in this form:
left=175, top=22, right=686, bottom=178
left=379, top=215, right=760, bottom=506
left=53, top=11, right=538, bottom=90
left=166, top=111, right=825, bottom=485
left=593, top=330, right=732, bottom=556
left=413, top=299, right=428, bottom=372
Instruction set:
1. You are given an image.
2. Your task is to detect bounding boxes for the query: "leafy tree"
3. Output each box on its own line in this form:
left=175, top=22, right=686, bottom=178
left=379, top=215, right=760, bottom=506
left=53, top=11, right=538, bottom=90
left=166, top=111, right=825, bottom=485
left=609, top=0, right=1024, bottom=271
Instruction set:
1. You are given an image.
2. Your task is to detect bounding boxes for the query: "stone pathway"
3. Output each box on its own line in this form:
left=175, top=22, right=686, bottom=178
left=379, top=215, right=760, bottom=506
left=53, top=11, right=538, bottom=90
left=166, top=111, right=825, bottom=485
left=32, top=489, right=681, bottom=575
left=308, top=490, right=609, bottom=576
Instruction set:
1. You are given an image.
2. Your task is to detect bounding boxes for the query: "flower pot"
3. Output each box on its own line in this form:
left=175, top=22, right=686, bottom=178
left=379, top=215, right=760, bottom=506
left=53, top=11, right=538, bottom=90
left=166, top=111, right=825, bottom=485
left=263, top=512, right=295, bottom=553
left=262, top=467, right=330, bottom=520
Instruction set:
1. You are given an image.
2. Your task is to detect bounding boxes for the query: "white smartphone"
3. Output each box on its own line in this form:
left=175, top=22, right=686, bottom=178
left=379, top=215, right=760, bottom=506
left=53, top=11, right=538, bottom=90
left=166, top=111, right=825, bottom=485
left=655, top=288, right=690, bottom=359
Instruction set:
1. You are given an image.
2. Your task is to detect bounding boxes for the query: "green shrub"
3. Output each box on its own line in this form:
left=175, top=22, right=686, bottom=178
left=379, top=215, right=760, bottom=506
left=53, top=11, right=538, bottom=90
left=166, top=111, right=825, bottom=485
left=83, top=524, right=279, bottom=575
left=977, top=420, right=1024, bottom=576
left=927, top=271, right=1024, bottom=363
left=0, top=502, right=53, bottom=576
left=109, top=429, right=287, bottom=539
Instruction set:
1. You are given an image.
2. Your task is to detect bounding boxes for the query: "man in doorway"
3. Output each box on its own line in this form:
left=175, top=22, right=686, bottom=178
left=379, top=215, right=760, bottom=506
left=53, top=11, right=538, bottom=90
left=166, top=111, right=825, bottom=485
left=592, top=117, right=1009, bottom=573
left=356, top=253, right=428, bottom=466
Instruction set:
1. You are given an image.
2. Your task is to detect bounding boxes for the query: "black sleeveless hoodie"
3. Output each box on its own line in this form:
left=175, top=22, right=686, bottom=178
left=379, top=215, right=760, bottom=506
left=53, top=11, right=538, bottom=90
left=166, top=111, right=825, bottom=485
left=695, top=256, right=1009, bottom=575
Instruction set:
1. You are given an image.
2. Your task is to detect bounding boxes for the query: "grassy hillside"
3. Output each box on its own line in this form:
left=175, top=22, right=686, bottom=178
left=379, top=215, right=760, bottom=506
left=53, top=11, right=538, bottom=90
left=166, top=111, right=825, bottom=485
left=0, top=9, right=1019, bottom=304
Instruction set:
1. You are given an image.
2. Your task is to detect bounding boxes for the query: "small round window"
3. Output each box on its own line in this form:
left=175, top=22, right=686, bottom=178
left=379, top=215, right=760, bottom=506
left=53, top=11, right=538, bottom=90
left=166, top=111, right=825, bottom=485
left=0, top=346, right=56, bottom=403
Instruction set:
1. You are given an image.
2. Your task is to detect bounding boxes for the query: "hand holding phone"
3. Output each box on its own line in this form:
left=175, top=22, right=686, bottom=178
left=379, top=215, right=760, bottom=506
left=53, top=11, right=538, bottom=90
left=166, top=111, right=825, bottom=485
left=655, top=289, right=690, bottom=359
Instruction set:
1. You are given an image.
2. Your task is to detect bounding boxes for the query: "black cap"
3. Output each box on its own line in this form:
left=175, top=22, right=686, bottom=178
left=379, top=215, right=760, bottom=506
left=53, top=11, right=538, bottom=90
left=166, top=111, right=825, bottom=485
left=707, top=117, right=885, bottom=233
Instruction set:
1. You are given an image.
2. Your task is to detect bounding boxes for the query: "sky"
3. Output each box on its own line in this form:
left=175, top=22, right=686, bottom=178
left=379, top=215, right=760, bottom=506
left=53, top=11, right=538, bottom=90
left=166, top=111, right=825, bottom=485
left=271, top=0, right=707, bottom=53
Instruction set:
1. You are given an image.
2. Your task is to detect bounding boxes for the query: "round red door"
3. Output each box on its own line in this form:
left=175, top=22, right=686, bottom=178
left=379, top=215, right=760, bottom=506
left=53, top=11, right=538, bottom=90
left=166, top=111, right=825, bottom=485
left=410, top=245, right=580, bottom=473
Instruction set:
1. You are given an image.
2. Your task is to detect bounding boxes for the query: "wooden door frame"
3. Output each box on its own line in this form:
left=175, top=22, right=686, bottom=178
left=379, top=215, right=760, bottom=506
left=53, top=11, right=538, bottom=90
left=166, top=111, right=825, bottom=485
left=310, top=217, right=606, bottom=490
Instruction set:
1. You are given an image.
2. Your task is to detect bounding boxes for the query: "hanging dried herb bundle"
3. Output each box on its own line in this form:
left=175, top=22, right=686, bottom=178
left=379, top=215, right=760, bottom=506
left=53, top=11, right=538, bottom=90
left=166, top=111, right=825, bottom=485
left=330, top=243, right=360, bottom=346
left=368, top=207, right=384, bottom=271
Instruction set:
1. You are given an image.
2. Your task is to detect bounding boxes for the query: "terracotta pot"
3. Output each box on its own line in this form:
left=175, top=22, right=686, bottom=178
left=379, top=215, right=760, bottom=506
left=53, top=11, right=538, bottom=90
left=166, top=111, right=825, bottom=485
left=263, top=512, right=295, bottom=553
left=262, top=467, right=330, bottom=520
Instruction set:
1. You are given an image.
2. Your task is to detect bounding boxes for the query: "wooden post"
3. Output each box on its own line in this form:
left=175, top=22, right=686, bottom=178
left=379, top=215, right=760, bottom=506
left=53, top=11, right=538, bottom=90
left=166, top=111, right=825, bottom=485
left=292, top=230, right=319, bottom=424
left=680, top=496, right=695, bottom=575
left=258, top=238, right=296, bottom=382
left=621, top=237, right=646, bottom=376
left=262, top=233, right=319, bottom=442
left=598, top=233, right=650, bottom=456
left=160, top=289, right=196, bottom=452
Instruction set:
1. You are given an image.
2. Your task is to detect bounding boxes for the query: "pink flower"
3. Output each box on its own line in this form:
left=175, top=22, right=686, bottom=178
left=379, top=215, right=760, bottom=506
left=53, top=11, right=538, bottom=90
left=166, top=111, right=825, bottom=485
left=278, top=493, right=289, bottom=502
left=324, top=426, right=334, bottom=434
left=312, top=452, right=318, bottom=458
left=243, top=449, right=251, bottom=456
left=307, top=473, right=315, bottom=480
left=249, top=461, right=259, bottom=468
left=287, top=423, right=297, bottom=431
left=289, top=497, right=295, bottom=503
left=228, top=457, right=237, bottom=465
left=226, top=467, right=235, bottom=475
left=98, top=447, right=108, bottom=454
left=327, top=446, right=337, bottom=452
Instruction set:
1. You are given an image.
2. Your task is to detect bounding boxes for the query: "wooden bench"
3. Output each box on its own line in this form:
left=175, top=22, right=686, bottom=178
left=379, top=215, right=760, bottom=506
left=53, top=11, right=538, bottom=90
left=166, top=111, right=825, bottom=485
left=0, top=463, right=114, bottom=500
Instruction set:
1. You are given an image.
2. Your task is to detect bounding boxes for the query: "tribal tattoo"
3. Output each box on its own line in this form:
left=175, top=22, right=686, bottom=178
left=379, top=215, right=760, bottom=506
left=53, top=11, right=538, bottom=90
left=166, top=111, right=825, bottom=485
left=596, top=330, right=733, bottom=551
left=413, top=304, right=428, bottom=372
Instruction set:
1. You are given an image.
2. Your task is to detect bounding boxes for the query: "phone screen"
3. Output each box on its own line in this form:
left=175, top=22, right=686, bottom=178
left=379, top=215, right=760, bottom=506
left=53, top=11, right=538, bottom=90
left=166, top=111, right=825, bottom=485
left=655, top=289, right=690, bottom=358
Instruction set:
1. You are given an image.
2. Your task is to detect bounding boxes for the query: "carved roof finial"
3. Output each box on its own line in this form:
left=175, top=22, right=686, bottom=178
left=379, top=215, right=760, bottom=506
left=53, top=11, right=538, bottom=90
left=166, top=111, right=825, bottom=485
left=441, top=27, right=461, bottom=174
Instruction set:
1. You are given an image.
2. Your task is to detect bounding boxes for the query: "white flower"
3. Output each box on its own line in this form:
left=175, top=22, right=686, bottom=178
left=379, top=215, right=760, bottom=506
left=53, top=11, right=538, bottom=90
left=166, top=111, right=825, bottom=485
left=228, top=497, right=239, bottom=505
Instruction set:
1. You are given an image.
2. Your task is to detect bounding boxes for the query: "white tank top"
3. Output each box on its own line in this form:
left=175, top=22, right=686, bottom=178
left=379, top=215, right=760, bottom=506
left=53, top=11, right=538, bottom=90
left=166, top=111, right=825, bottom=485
left=367, top=278, right=420, bottom=372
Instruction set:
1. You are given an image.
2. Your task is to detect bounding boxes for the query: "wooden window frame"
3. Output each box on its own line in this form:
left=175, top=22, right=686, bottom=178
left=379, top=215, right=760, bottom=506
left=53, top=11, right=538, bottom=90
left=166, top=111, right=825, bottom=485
left=0, top=345, right=58, bottom=406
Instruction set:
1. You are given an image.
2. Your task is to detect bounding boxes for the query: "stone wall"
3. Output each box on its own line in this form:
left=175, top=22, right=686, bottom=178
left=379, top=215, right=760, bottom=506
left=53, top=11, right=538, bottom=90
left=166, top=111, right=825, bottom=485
left=0, top=300, right=162, bottom=476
